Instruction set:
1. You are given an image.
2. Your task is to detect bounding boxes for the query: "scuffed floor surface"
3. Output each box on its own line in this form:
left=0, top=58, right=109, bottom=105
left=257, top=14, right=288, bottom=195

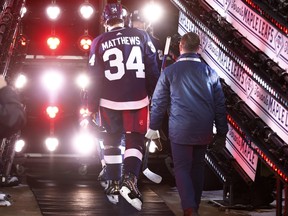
left=0, top=182, right=277, bottom=216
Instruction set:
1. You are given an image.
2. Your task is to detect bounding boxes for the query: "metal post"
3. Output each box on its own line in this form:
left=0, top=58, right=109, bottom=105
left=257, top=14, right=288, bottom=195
left=0, top=0, right=26, bottom=77
left=276, top=178, right=283, bottom=216
left=284, top=184, right=288, bottom=216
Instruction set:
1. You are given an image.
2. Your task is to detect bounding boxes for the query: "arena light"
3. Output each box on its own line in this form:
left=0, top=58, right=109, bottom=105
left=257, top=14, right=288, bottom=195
left=46, top=3, right=61, bottom=20
left=15, top=74, right=27, bottom=89
left=41, top=70, right=64, bottom=92
left=73, top=132, right=96, bottom=155
left=45, top=137, right=59, bottom=152
left=78, top=34, right=93, bottom=52
left=20, top=6, right=27, bottom=18
left=143, top=2, right=163, bottom=23
left=76, top=73, right=89, bottom=89
left=79, top=1, right=95, bottom=20
left=46, top=106, right=59, bottom=119
left=47, top=36, right=60, bottom=50
left=15, top=139, right=25, bottom=153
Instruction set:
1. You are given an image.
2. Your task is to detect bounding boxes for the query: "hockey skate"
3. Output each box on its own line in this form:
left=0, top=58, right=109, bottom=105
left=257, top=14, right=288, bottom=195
left=98, top=166, right=108, bottom=188
left=0, top=192, right=12, bottom=206
left=0, top=192, right=10, bottom=201
left=105, top=180, right=120, bottom=204
left=0, top=175, right=20, bottom=187
left=120, top=173, right=143, bottom=211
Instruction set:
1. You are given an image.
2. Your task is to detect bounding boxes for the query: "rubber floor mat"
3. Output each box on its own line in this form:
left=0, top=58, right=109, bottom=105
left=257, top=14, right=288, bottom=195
left=27, top=175, right=175, bottom=216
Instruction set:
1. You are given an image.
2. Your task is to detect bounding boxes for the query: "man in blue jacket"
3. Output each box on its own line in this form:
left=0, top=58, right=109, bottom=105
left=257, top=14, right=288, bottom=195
left=145, top=32, right=228, bottom=216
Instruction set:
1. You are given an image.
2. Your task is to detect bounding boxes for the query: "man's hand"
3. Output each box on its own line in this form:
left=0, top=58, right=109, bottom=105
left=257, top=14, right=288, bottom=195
left=145, top=129, right=163, bottom=151
left=0, top=75, right=7, bottom=89
left=211, top=134, right=226, bottom=153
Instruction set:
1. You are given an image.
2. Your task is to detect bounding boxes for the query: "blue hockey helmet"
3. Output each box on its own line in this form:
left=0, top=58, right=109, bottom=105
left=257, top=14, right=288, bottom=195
left=102, top=3, right=123, bottom=22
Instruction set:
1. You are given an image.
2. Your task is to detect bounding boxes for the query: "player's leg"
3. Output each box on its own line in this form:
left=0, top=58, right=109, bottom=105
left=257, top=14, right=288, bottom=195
left=99, top=107, right=123, bottom=204
left=120, top=107, right=148, bottom=211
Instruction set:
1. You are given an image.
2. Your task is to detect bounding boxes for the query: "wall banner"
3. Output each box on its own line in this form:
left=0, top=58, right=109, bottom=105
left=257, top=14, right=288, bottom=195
left=203, top=0, right=288, bottom=72
left=227, top=125, right=258, bottom=181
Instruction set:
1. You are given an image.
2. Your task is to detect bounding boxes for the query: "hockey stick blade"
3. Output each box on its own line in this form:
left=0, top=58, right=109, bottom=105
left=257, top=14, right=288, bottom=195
left=143, top=167, right=162, bottom=184
left=142, top=140, right=162, bottom=184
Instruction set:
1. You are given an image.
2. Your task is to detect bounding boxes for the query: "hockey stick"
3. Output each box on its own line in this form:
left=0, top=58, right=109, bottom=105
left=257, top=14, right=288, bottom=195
left=142, top=139, right=162, bottom=184
left=144, top=35, right=171, bottom=181
left=160, top=36, right=171, bottom=72
left=142, top=35, right=171, bottom=182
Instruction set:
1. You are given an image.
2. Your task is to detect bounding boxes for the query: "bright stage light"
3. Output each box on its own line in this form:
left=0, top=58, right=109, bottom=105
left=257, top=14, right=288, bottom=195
left=20, top=6, right=27, bottom=18
left=47, top=36, right=60, bottom=50
left=15, top=139, right=25, bottom=153
left=79, top=3, right=95, bottom=20
left=46, top=106, right=59, bottom=119
left=143, top=3, right=163, bottom=23
left=46, top=4, right=61, bottom=20
left=41, top=70, right=64, bottom=92
left=73, top=132, right=96, bottom=155
left=78, top=35, right=92, bottom=52
left=45, top=137, right=59, bottom=152
left=15, top=74, right=27, bottom=89
left=76, top=73, right=89, bottom=89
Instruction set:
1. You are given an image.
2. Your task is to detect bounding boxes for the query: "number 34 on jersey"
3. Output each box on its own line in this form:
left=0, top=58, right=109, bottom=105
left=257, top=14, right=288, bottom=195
left=89, top=46, right=146, bottom=81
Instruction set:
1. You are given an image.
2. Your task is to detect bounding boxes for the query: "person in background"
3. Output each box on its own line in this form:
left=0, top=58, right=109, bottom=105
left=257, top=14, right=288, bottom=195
left=129, top=8, right=170, bottom=148
left=145, top=32, right=228, bottom=216
left=0, top=74, right=26, bottom=140
left=0, top=74, right=26, bottom=205
left=129, top=9, right=163, bottom=71
left=87, top=3, right=160, bottom=211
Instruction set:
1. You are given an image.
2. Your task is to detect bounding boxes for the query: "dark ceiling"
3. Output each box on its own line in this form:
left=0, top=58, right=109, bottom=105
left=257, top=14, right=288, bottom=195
left=22, top=0, right=179, bottom=56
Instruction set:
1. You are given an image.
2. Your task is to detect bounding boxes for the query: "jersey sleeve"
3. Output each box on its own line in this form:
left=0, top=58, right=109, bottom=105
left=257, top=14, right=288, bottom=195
left=87, top=38, right=104, bottom=113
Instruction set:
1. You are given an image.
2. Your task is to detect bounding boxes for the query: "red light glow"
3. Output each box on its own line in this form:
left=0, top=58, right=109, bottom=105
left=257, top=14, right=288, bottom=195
left=78, top=35, right=92, bottom=51
left=47, top=36, right=60, bottom=50
left=46, top=106, right=59, bottom=119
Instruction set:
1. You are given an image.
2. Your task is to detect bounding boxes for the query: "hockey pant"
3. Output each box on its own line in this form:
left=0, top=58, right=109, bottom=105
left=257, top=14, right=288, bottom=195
left=99, top=106, right=148, bottom=180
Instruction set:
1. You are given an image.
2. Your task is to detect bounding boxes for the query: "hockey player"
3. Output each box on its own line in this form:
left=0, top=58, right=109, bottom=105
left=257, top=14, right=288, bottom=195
left=87, top=3, right=160, bottom=210
left=129, top=10, right=163, bottom=71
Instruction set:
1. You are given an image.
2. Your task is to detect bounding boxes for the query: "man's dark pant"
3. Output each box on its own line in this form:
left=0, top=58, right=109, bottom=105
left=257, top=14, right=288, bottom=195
left=170, top=143, right=207, bottom=211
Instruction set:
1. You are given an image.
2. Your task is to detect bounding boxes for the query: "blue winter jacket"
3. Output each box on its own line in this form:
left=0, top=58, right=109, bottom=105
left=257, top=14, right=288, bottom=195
left=149, top=53, right=228, bottom=145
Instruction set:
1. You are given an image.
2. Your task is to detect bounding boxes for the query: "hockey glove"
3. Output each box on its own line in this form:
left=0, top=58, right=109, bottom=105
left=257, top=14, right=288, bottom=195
left=211, top=134, right=226, bottom=153
left=145, top=129, right=163, bottom=151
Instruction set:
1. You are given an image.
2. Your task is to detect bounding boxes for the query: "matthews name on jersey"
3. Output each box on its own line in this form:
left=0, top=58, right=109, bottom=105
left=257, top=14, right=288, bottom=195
left=88, top=27, right=160, bottom=112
